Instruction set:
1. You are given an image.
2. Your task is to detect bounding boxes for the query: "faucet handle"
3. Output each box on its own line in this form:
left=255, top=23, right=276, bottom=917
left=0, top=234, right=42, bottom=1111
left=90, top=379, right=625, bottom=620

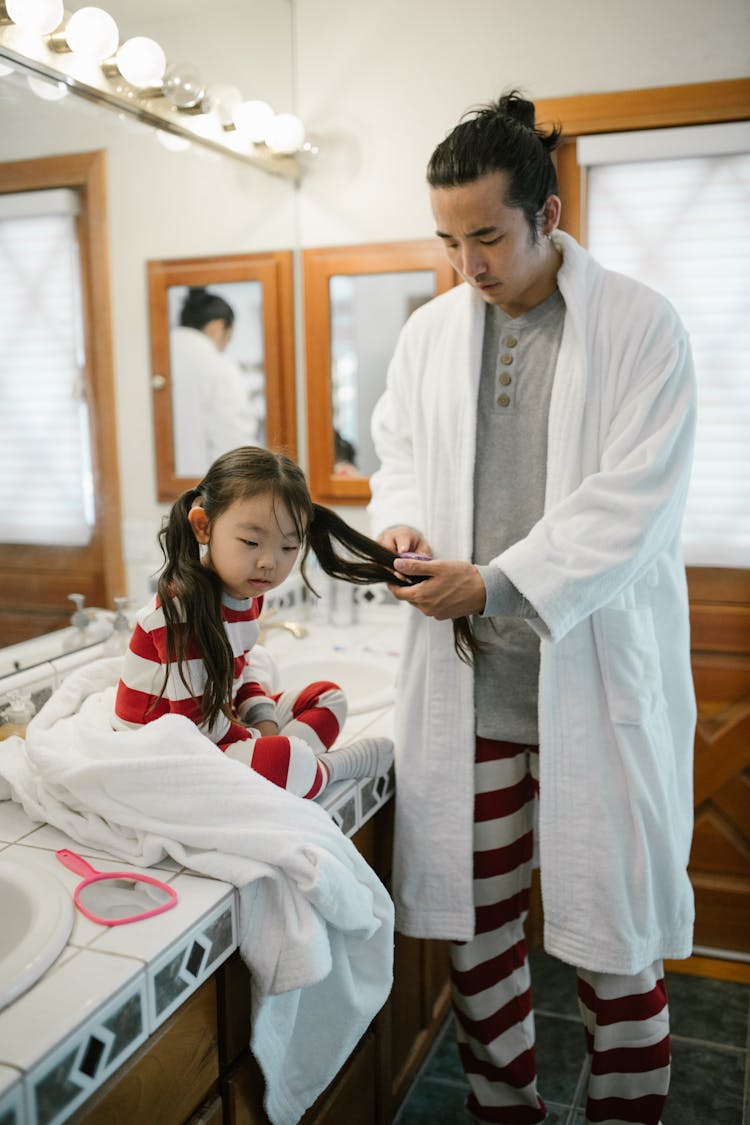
left=68, top=593, right=89, bottom=629
left=112, top=596, right=130, bottom=631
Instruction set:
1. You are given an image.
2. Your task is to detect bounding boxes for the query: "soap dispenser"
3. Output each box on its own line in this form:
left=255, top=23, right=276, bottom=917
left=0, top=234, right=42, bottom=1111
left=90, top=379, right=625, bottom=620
left=0, top=690, right=34, bottom=740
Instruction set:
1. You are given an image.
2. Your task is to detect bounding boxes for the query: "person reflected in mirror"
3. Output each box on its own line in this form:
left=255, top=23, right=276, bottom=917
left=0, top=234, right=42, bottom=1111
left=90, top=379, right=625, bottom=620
left=333, top=428, right=360, bottom=478
left=170, top=287, right=264, bottom=477
left=368, top=90, right=697, bottom=1125
left=114, top=446, right=416, bottom=798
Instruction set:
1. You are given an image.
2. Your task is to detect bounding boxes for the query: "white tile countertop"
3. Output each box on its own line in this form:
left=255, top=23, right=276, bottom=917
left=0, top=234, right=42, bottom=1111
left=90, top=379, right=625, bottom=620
left=0, top=591, right=407, bottom=1125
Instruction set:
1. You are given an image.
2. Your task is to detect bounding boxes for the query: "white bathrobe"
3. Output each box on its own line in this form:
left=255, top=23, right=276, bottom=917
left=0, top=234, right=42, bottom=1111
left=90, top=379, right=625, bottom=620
left=368, top=231, right=697, bottom=975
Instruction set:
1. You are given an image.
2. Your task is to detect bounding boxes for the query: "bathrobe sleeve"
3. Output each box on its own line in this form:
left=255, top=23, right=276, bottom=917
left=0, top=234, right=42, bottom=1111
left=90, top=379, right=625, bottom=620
left=369, top=320, right=427, bottom=538
left=494, top=276, right=697, bottom=645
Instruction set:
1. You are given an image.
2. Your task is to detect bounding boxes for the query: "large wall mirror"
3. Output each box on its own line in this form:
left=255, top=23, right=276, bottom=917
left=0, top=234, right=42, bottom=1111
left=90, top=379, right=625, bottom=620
left=148, top=252, right=296, bottom=501
left=303, top=240, right=458, bottom=505
left=0, top=0, right=297, bottom=644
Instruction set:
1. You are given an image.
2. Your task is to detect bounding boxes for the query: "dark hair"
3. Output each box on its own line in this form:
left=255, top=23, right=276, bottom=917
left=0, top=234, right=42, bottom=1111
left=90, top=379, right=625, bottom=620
left=179, top=286, right=235, bottom=331
left=155, top=446, right=476, bottom=727
left=427, top=90, right=562, bottom=241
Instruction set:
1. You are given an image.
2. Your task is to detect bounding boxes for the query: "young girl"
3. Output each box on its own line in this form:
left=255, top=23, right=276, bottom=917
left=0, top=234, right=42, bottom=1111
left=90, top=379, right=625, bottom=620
left=113, top=446, right=408, bottom=799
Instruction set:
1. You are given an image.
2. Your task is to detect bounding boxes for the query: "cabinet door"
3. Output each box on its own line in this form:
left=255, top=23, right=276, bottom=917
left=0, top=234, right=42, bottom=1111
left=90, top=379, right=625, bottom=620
left=224, top=1033, right=378, bottom=1125
left=72, top=979, right=219, bottom=1125
left=390, top=935, right=451, bottom=1108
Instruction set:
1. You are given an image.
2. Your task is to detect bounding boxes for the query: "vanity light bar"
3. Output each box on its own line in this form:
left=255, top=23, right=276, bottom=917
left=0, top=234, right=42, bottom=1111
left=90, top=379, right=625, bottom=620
left=0, top=16, right=304, bottom=178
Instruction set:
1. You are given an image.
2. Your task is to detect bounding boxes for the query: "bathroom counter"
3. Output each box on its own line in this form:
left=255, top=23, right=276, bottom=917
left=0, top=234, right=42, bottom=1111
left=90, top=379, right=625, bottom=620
left=0, top=600, right=407, bottom=1125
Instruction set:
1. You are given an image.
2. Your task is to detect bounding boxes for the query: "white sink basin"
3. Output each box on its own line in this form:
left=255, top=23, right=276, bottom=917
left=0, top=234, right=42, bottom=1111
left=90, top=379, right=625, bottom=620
left=279, top=656, right=395, bottom=716
left=0, top=854, right=74, bottom=1010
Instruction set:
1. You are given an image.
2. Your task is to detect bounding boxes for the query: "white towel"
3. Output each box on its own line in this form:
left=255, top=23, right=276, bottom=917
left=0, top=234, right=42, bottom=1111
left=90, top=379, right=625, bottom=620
left=0, top=657, right=393, bottom=1125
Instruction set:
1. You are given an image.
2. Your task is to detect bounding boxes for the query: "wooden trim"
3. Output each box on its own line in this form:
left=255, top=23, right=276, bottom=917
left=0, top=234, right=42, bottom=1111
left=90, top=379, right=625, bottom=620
left=554, top=139, right=584, bottom=244
left=303, top=240, right=458, bottom=505
left=0, top=150, right=124, bottom=631
left=665, top=954, right=750, bottom=984
left=535, top=78, right=750, bottom=137
left=147, top=251, right=297, bottom=503
left=688, top=568, right=750, bottom=605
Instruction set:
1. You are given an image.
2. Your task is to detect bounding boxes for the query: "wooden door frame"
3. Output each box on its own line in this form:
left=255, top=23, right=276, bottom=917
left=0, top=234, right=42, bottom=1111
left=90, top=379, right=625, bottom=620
left=0, top=151, right=124, bottom=640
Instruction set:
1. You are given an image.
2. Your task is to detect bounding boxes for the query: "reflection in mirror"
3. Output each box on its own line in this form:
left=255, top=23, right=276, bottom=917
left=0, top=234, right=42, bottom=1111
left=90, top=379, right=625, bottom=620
left=0, top=0, right=297, bottom=647
left=330, top=272, right=436, bottom=478
left=77, top=878, right=175, bottom=923
left=149, top=252, right=296, bottom=502
left=304, top=241, right=458, bottom=506
left=168, top=281, right=266, bottom=476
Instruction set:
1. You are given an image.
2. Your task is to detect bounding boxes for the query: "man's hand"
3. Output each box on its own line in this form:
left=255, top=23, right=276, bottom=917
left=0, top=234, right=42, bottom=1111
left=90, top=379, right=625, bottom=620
left=388, top=557, right=486, bottom=620
left=377, top=525, right=433, bottom=556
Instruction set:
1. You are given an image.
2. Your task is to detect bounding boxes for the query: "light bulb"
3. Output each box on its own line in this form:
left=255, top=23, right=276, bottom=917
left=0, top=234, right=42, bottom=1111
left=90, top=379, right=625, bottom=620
left=202, top=82, right=242, bottom=127
left=232, top=99, right=274, bottom=143
left=264, top=113, right=305, bottom=155
left=190, top=112, right=223, bottom=141
left=116, top=36, right=166, bottom=88
left=6, top=0, right=63, bottom=35
left=163, top=63, right=203, bottom=109
left=27, top=74, right=68, bottom=100
left=65, top=7, right=119, bottom=62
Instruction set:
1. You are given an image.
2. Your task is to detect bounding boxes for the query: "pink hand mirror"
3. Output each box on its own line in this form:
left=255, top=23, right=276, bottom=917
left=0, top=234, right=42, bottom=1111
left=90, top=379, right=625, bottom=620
left=56, top=849, right=178, bottom=926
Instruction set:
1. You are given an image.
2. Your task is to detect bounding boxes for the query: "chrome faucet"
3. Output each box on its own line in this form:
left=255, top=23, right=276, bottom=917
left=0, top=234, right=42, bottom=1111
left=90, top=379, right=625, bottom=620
left=258, top=609, right=308, bottom=645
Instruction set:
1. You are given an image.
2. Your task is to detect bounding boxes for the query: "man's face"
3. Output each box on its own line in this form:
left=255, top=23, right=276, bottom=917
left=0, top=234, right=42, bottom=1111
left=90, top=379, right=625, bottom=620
left=430, top=170, right=560, bottom=318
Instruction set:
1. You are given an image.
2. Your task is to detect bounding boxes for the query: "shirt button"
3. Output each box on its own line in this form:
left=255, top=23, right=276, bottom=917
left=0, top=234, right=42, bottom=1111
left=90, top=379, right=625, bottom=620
left=499, top=373, right=512, bottom=386
left=497, top=394, right=511, bottom=407
left=505, top=335, right=518, bottom=348
left=500, top=353, right=513, bottom=365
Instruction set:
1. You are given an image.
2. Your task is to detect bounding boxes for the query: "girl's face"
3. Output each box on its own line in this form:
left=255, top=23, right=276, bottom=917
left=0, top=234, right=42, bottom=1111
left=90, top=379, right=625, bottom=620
left=189, top=492, right=302, bottom=600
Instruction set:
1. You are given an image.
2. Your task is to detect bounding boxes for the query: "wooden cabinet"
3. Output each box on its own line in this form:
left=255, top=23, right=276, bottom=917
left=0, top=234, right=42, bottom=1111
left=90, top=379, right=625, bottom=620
left=71, top=978, right=220, bottom=1124
left=388, top=936, right=451, bottom=1110
left=69, top=796, right=451, bottom=1125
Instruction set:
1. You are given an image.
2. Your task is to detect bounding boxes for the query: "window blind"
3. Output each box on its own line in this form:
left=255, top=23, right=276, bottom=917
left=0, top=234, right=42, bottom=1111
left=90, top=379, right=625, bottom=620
left=579, top=131, right=750, bottom=567
left=0, top=190, right=94, bottom=546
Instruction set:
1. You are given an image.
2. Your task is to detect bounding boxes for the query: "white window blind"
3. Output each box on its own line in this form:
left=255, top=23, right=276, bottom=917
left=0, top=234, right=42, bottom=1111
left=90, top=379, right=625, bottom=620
left=579, top=127, right=750, bottom=567
left=0, top=189, right=94, bottom=546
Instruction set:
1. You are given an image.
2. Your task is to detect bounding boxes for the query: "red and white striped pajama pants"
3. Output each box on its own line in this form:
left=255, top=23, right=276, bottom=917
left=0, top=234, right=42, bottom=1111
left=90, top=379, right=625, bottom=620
left=450, top=737, right=670, bottom=1125
left=224, top=680, right=346, bottom=799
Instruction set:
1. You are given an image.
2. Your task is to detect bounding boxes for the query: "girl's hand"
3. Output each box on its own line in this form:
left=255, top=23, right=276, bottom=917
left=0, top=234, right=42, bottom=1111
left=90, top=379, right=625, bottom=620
left=255, top=720, right=279, bottom=738
left=388, top=558, right=487, bottom=620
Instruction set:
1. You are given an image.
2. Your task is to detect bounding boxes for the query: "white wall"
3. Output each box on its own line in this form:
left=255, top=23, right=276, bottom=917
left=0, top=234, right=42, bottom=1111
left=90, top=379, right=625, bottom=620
left=294, top=0, right=750, bottom=246
left=1, top=0, right=748, bottom=599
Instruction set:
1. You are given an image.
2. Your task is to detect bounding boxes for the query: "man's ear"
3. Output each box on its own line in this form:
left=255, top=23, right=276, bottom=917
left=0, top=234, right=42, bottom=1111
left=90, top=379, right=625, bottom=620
left=188, top=506, right=210, bottom=544
left=541, top=194, right=562, bottom=236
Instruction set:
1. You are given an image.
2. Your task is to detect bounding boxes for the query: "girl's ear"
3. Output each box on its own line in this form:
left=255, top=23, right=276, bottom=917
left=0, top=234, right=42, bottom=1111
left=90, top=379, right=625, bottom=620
left=188, top=506, right=211, bottom=544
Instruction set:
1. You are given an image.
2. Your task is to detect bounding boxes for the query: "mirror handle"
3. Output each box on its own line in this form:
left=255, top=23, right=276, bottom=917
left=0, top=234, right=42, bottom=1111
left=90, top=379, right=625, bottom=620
left=56, top=848, right=98, bottom=878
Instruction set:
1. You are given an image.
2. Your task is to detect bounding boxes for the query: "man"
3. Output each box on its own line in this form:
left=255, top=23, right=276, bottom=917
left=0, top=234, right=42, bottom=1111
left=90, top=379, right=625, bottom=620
left=368, top=91, right=696, bottom=1124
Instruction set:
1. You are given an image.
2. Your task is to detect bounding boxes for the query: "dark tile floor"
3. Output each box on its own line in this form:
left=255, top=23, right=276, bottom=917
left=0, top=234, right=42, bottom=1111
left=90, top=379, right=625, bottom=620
left=393, top=950, right=749, bottom=1125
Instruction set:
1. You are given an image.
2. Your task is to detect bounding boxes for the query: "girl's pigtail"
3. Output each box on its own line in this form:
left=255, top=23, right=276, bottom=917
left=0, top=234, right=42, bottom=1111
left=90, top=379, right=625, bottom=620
left=156, top=486, right=234, bottom=725
left=305, top=504, right=482, bottom=666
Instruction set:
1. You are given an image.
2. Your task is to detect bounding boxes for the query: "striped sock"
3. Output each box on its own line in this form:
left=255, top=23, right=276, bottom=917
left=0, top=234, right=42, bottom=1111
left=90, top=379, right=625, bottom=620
left=322, top=737, right=393, bottom=783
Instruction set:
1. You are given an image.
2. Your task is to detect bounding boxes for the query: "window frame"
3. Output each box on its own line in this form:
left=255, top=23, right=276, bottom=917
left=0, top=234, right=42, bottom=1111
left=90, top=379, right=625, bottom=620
left=535, top=78, right=750, bottom=604
left=0, top=151, right=124, bottom=642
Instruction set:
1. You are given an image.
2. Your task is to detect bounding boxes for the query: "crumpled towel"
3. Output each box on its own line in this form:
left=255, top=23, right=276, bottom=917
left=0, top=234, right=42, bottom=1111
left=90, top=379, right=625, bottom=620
left=0, top=656, right=393, bottom=1125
